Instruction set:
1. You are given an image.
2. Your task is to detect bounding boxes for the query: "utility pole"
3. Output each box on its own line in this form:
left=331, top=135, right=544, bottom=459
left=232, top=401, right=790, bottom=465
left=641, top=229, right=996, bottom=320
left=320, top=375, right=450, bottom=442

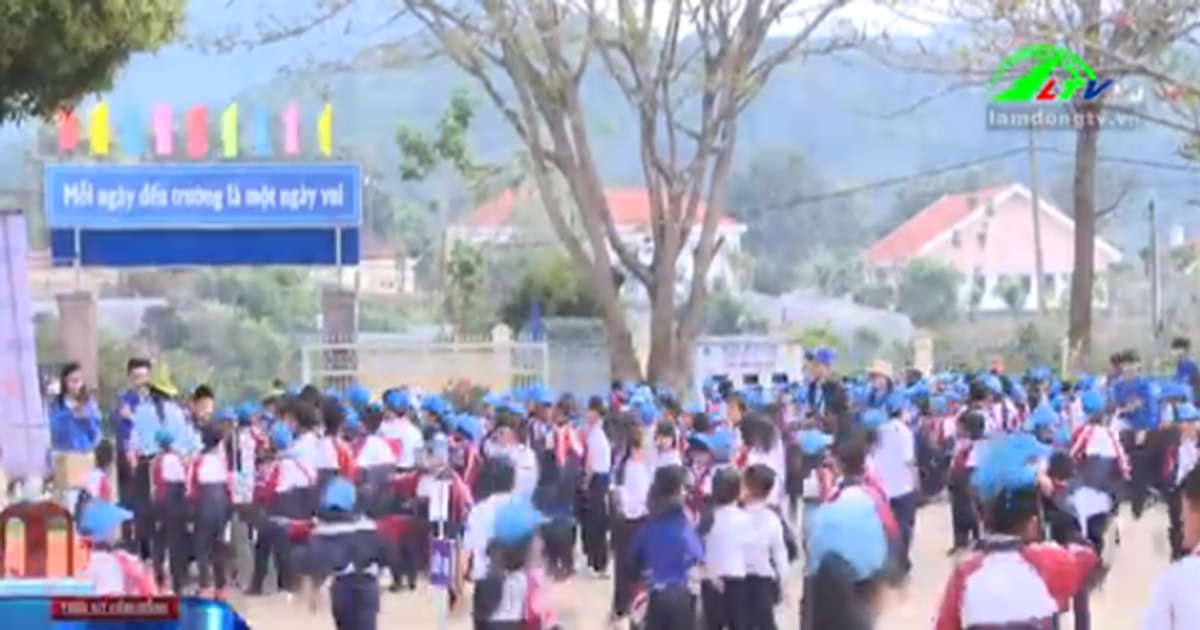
left=1027, top=124, right=1047, bottom=312
left=1149, top=199, right=1163, bottom=338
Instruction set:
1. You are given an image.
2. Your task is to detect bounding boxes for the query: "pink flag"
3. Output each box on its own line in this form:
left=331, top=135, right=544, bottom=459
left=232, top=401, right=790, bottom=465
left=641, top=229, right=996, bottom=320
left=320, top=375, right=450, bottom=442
left=282, top=104, right=300, bottom=155
left=153, top=104, right=173, bottom=156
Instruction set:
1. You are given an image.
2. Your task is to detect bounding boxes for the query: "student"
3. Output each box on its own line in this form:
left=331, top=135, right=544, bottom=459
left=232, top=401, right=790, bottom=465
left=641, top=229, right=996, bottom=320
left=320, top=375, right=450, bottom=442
left=611, top=423, right=653, bottom=621
left=870, top=396, right=919, bottom=575
left=653, top=421, right=684, bottom=469
left=315, top=396, right=356, bottom=491
left=78, top=501, right=158, bottom=595
left=381, top=389, right=424, bottom=472
left=806, top=490, right=894, bottom=630
left=462, top=458, right=517, bottom=592
left=355, top=405, right=401, bottom=518
left=306, top=478, right=386, bottom=630
left=1164, top=403, right=1200, bottom=560
left=699, top=467, right=750, bottom=630
left=794, top=429, right=835, bottom=542
left=947, top=411, right=985, bottom=554
left=189, top=425, right=234, bottom=598
left=740, top=464, right=789, bottom=630
left=1174, top=336, right=1200, bottom=401
left=1142, top=463, right=1200, bottom=628
left=250, top=423, right=317, bottom=596
left=284, top=396, right=323, bottom=474
left=581, top=396, right=613, bottom=578
left=630, top=465, right=703, bottom=630
left=149, top=428, right=189, bottom=593
left=473, top=497, right=560, bottom=630
left=78, top=439, right=116, bottom=515
left=741, top=416, right=787, bottom=508
left=933, top=433, right=1100, bottom=629
left=1068, top=389, right=1128, bottom=554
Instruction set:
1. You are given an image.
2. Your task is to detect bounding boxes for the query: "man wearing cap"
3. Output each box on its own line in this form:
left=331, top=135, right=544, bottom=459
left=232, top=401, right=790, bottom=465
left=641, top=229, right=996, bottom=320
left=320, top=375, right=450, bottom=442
left=127, top=366, right=190, bottom=563
left=805, top=348, right=849, bottom=437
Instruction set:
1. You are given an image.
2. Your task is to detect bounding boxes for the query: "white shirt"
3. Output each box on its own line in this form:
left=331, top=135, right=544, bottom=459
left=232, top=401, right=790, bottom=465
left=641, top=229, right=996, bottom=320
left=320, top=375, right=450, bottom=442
left=511, top=445, right=539, bottom=498
left=586, top=423, right=612, bottom=475
left=85, top=551, right=126, bottom=595
left=871, top=419, right=916, bottom=499
left=292, top=431, right=321, bottom=471
left=1179, top=440, right=1199, bottom=486
left=615, top=458, right=653, bottom=519
left=1143, top=553, right=1200, bottom=630
left=463, top=492, right=511, bottom=580
left=746, top=441, right=787, bottom=506
left=741, top=502, right=789, bottom=581
left=704, top=504, right=752, bottom=579
left=655, top=449, right=683, bottom=469
left=356, top=434, right=398, bottom=468
left=387, top=418, right=425, bottom=468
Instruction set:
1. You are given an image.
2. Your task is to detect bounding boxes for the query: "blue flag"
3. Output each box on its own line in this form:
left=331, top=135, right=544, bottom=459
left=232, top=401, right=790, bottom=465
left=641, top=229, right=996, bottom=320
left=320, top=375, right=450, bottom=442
left=118, top=107, right=144, bottom=157
left=253, top=108, right=272, bottom=156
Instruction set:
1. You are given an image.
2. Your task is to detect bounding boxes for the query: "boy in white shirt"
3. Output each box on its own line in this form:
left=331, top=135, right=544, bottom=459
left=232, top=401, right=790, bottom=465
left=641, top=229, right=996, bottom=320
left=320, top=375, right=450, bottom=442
left=740, top=464, right=789, bottom=630
left=870, top=411, right=918, bottom=575
left=1143, top=463, right=1200, bottom=629
left=582, top=397, right=613, bottom=577
left=700, top=467, right=750, bottom=630
left=611, top=424, right=653, bottom=621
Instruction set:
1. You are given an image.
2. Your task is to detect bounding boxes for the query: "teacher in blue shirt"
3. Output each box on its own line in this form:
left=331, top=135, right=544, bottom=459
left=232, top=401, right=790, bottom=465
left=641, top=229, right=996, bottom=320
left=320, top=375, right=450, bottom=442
left=1114, top=349, right=1161, bottom=519
left=49, top=362, right=101, bottom=453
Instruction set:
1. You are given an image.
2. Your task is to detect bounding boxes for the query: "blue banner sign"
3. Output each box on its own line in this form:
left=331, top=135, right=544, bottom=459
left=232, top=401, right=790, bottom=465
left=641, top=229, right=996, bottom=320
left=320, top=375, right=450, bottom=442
left=44, top=163, right=361, bottom=229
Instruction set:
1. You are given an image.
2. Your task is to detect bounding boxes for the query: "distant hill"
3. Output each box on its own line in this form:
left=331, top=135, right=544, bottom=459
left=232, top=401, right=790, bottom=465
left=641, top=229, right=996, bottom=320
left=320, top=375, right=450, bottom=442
left=3, top=2, right=1197, bottom=248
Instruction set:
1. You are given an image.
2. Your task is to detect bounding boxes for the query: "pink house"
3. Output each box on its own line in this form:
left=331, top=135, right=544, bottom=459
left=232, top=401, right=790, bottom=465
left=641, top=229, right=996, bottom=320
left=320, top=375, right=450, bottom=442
left=865, top=183, right=1123, bottom=312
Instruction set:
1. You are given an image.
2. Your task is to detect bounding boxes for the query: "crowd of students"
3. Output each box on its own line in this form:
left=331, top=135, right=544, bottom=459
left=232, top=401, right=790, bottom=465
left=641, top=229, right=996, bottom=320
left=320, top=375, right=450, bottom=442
left=42, top=339, right=1200, bottom=630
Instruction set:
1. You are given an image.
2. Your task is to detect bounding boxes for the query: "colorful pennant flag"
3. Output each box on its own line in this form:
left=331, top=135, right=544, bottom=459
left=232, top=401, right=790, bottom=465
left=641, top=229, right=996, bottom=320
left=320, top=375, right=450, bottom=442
left=252, top=108, right=271, bottom=157
left=221, top=103, right=239, bottom=158
left=57, top=110, right=80, bottom=152
left=89, top=101, right=110, bottom=155
left=118, top=107, right=144, bottom=157
left=152, top=104, right=173, bottom=156
left=317, top=103, right=333, bottom=156
left=186, top=105, right=208, bottom=158
left=282, top=103, right=300, bottom=156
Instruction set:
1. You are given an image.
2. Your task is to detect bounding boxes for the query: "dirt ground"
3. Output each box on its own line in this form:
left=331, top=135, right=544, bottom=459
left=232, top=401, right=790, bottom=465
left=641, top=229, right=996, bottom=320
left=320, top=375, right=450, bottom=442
left=234, top=502, right=1169, bottom=630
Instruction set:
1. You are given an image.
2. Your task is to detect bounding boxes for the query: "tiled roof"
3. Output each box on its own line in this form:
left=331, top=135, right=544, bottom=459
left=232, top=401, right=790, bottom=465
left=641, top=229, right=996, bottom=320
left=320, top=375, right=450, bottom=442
left=865, top=184, right=1014, bottom=264
left=360, top=231, right=396, bottom=260
left=458, top=188, right=741, bottom=229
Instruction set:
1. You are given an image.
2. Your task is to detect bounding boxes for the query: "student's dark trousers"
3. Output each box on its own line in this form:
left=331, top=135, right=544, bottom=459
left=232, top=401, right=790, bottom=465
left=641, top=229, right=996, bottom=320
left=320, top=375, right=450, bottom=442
left=949, top=478, right=978, bottom=548
left=581, top=474, right=610, bottom=572
left=331, top=573, right=380, bottom=630
left=646, top=585, right=695, bottom=630
left=540, top=516, right=575, bottom=578
left=1120, top=430, right=1152, bottom=518
left=1167, top=487, right=1186, bottom=559
left=743, top=575, right=778, bottom=630
left=250, top=520, right=296, bottom=593
left=889, top=492, right=918, bottom=573
left=701, top=578, right=746, bottom=630
left=611, top=515, right=644, bottom=616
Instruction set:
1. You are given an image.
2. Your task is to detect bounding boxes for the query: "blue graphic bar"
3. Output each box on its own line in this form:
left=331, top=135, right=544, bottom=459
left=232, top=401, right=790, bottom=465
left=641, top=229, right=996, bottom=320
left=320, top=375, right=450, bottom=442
left=44, top=163, right=361, bottom=229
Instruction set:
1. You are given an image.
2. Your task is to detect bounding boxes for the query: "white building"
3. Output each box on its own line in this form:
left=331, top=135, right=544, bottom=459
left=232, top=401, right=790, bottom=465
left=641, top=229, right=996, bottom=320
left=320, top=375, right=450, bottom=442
left=446, top=188, right=747, bottom=298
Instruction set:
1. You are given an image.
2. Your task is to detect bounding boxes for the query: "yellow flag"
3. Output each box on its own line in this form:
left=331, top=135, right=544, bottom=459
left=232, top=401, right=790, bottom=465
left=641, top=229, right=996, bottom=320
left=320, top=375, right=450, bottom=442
left=221, top=103, right=239, bottom=158
left=317, top=103, right=333, bottom=156
left=89, top=101, right=110, bottom=155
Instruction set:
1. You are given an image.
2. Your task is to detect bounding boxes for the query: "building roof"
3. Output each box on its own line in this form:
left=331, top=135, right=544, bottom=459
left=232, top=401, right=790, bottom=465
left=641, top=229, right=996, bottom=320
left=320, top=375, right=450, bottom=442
left=457, top=188, right=742, bottom=229
left=865, top=185, right=1012, bottom=264
left=865, top=183, right=1122, bottom=265
left=360, top=231, right=396, bottom=261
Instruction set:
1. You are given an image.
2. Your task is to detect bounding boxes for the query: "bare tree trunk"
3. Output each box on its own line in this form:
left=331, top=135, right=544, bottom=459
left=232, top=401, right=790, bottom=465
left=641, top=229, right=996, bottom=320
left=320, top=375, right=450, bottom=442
left=1068, top=101, right=1101, bottom=370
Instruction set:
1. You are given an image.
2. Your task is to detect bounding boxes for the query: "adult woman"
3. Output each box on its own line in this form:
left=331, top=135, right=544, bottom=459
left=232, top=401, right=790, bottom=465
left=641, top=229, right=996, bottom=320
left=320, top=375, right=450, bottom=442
left=49, top=362, right=101, bottom=454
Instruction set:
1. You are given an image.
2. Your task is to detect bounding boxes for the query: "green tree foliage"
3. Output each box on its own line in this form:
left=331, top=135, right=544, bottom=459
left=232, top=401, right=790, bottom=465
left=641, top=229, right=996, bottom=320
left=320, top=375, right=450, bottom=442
left=895, top=259, right=962, bottom=327
left=702, top=288, right=769, bottom=336
left=877, top=166, right=1006, bottom=238
left=499, top=250, right=600, bottom=333
left=193, top=269, right=319, bottom=333
left=728, top=148, right=871, bottom=295
left=0, top=0, right=185, bottom=123
left=445, top=240, right=493, bottom=334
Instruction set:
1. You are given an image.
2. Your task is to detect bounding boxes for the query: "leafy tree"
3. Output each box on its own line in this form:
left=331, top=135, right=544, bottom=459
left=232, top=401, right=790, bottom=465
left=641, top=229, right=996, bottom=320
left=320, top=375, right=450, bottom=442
left=728, top=148, right=871, bottom=294
left=499, top=250, right=601, bottom=333
left=0, top=0, right=185, bottom=123
left=702, top=288, right=769, bottom=336
left=444, top=240, right=493, bottom=335
left=797, top=251, right=866, bottom=298
left=193, top=269, right=319, bottom=333
left=997, top=277, right=1030, bottom=318
left=895, top=259, right=962, bottom=328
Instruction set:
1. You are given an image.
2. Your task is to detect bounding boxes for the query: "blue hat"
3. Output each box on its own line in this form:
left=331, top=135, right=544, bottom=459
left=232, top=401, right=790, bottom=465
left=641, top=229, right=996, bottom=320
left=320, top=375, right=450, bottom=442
left=1080, top=390, right=1106, bottom=415
left=154, top=428, right=174, bottom=448
left=384, top=389, right=410, bottom=411
left=236, top=402, right=257, bottom=424
left=687, top=433, right=715, bottom=451
left=982, top=375, right=1003, bottom=394
left=344, top=407, right=362, bottom=430
left=861, top=408, right=886, bottom=430
left=1025, top=404, right=1057, bottom=431
left=456, top=415, right=483, bottom=442
left=493, top=497, right=547, bottom=545
left=806, top=491, right=888, bottom=579
left=972, top=433, right=1051, bottom=502
left=808, top=347, right=836, bottom=367
left=215, top=407, right=236, bottom=424
left=322, top=477, right=357, bottom=511
left=347, top=384, right=371, bottom=407
left=429, top=433, right=450, bottom=459
left=271, top=423, right=294, bottom=450
left=78, top=501, right=133, bottom=541
left=929, top=395, right=948, bottom=415
left=483, top=393, right=504, bottom=407
left=1178, top=403, right=1200, bottom=423
left=797, top=429, right=833, bottom=456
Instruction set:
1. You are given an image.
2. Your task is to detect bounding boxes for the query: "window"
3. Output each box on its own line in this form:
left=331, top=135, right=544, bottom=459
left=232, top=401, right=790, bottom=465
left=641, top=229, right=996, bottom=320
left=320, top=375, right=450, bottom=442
left=1042, top=273, right=1056, bottom=294
left=1019, top=274, right=1032, bottom=295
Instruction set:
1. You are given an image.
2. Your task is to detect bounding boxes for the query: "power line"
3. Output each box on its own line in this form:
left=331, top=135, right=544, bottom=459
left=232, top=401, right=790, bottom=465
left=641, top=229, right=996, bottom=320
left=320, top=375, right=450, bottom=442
left=740, top=145, right=1200, bottom=214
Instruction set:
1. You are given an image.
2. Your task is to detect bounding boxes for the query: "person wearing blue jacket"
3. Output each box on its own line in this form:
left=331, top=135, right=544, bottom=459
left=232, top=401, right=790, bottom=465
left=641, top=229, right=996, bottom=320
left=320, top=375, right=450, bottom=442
left=630, top=464, right=702, bottom=630
left=49, top=362, right=101, bottom=453
left=1113, top=350, right=1159, bottom=518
